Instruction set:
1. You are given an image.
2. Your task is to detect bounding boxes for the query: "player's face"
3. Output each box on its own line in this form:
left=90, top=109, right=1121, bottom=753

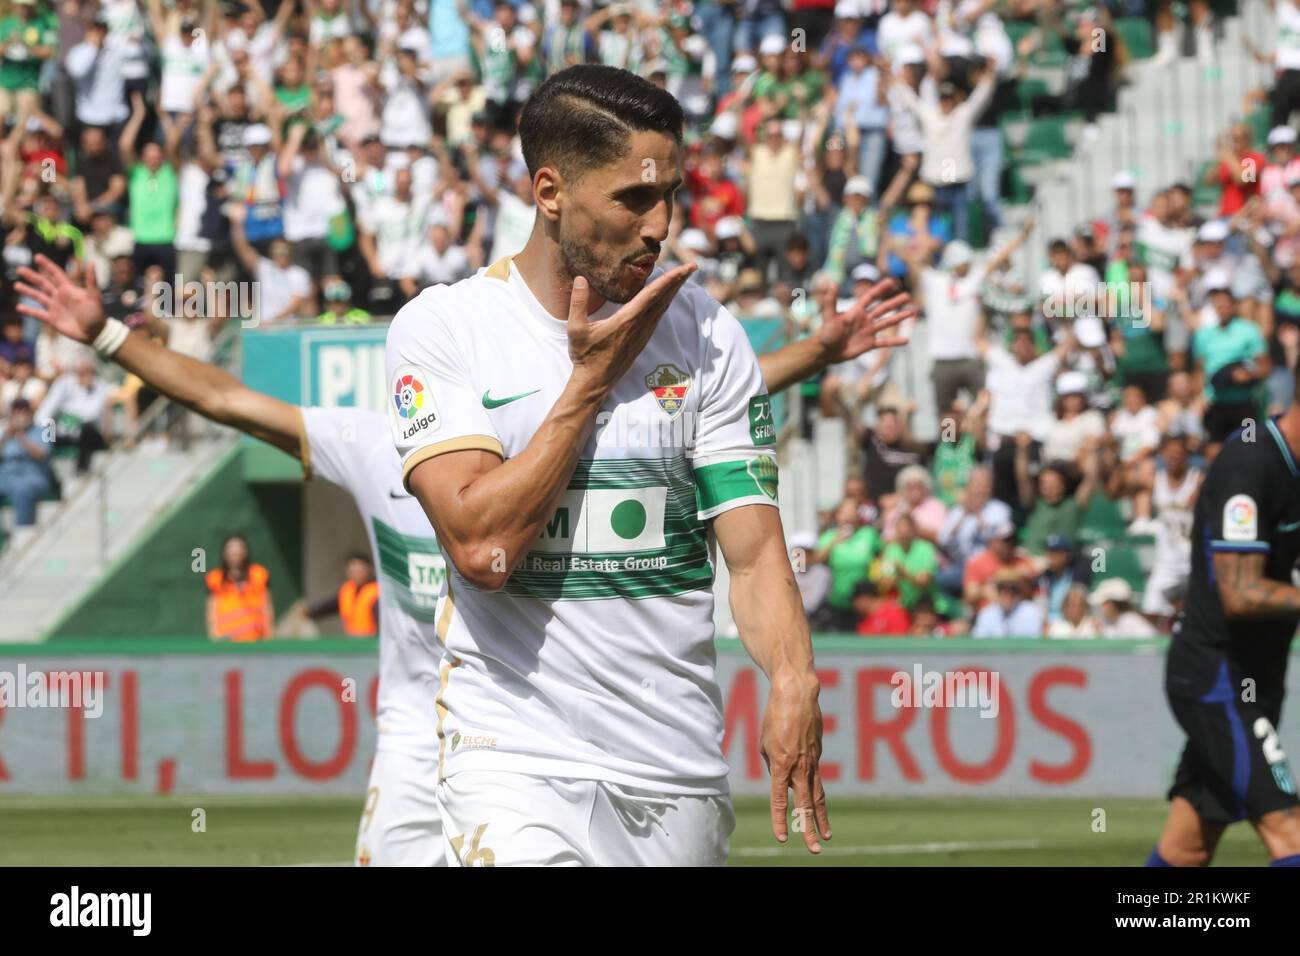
left=557, top=130, right=682, bottom=304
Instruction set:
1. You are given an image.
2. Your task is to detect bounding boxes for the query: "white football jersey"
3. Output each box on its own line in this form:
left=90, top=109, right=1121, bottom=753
left=299, top=405, right=445, bottom=761
left=385, top=258, right=779, bottom=795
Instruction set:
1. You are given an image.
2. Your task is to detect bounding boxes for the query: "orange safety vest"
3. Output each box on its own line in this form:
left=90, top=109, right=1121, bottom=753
left=206, top=564, right=272, bottom=642
left=338, top=580, right=379, bottom=636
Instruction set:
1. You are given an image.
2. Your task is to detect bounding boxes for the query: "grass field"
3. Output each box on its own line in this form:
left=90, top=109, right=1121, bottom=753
left=0, top=795, right=1272, bottom=866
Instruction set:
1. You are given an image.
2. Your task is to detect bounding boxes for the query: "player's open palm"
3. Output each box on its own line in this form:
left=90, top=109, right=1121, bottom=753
left=762, top=669, right=830, bottom=854
left=816, top=277, right=913, bottom=364
left=15, top=254, right=107, bottom=344
left=567, top=263, right=695, bottom=391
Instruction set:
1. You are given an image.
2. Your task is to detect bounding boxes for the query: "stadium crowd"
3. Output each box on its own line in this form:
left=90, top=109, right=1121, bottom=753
left=0, top=0, right=1290, bottom=641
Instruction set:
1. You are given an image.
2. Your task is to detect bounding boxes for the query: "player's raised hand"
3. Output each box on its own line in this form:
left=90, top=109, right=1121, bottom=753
left=816, top=277, right=913, bottom=364
left=567, top=262, right=696, bottom=393
left=14, top=254, right=107, bottom=344
left=762, top=669, right=831, bottom=854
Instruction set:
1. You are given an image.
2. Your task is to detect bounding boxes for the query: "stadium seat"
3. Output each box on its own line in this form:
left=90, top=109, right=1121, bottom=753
left=1247, top=104, right=1272, bottom=148
left=1077, top=494, right=1129, bottom=545
left=1114, top=18, right=1155, bottom=60
left=1014, top=77, right=1050, bottom=112
left=1015, top=118, right=1071, bottom=166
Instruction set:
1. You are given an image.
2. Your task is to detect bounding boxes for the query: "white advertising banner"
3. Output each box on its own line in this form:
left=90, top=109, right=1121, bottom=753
left=1, top=642, right=1297, bottom=797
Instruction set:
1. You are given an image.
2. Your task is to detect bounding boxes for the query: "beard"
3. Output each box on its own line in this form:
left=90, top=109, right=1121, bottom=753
left=558, top=227, right=658, bottom=305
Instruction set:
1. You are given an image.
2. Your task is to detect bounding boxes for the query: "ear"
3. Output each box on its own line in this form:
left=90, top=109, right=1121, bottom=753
left=534, top=166, right=563, bottom=222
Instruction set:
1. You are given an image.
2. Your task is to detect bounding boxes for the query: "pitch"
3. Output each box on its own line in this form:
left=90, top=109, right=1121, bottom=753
left=0, top=796, right=1268, bottom=867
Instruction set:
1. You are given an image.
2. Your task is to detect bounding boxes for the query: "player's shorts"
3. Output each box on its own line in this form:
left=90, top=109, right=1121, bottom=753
left=354, top=750, right=444, bottom=866
left=436, top=770, right=735, bottom=867
left=1167, top=691, right=1300, bottom=825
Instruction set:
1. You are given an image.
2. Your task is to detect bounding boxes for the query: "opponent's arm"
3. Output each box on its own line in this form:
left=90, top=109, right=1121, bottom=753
left=403, top=267, right=695, bottom=591
left=15, top=254, right=301, bottom=456
left=1213, top=551, right=1300, bottom=619
left=758, top=279, right=913, bottom=394
left=715, top=503, right=828, bottom=854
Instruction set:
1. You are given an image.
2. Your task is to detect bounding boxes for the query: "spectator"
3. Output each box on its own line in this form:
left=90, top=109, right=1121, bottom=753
left=0, top=0, right=57, bottom=119
left=0, top=397, right=51, bottom=527
left=65, top=13, right=129, bottom=135
left=971, top=568, right=1042, bottom=637
left=1089, top=578, right=1158, bottom=638
left=227, top=204, right=312, bottom=324
left=119, top=91, right=181, bottom=274
left=1042, top=371, right=1106, bottom=469
left=745, top=116, right=801, bottom=279
left=824, top=175, right=877, bottom=284
left=961, top=518, right=1036, bottom=610
left=35, top=357, right=111, bottom=475
left=878, top=512, right=947, bottom=615
left=860, top=405, right=923, bottom=506
left=1017, top=452, right=1099, bottom=558
left=1137, top=433, right=1202, bottom=628
left=809, top=496, right=883, bottom=632
left=881, top=463, right=945, bottom=543
left=1036, top=534, right=1091, bottom=623
left=1208, top=122, right=1266, bottom=218
left=1193, top=274, right=1268, bottom=458
left=205, top=533, right=273, bottom=642
left=836, top=45, right=888, bottom=193
left=1047, top=583, right=1099, bottom=639
left=854, top=579, right=911, bottom=636
left=883, top=56, right=994, bottom=242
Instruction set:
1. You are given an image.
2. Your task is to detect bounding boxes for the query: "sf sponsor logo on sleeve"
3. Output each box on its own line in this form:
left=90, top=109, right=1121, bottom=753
left=1222, top=493, right=1257, bottom=542
left=390, top=365, right=441, bottom=444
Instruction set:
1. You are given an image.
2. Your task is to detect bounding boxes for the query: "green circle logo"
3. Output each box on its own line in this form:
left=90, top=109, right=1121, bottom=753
left=610, top=499, right=647, bottom=539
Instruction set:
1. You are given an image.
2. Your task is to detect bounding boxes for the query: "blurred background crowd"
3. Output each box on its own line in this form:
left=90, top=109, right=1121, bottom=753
left=0, top=0, right=1292, bottom=640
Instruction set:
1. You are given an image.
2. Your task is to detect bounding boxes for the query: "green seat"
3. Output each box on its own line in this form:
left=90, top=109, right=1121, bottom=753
left=1014, top=77, right=1049, bottom=112
left=1003, top=162, right=1034, bottom=205
left=1005, top=21, right=1036, bottom=61
left=1247, top=104, right=1272, bottom=148
left=1114, top=17, right=1154, bottom=60
left=1015, top=117, right=1071, bottom=165
left=1092, top=545, right=1149, bottom=597
left=1078, top=495, right=1128, bottom=544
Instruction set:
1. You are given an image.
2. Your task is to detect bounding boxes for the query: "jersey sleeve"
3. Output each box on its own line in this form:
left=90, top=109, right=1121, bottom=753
left=1204, top=446, right=1277, bottom=555
left=298, top=405, right=384, bottom=495
left=385, top=289, right=503, bottom=490
left=688, top=293, right=779, bottom=520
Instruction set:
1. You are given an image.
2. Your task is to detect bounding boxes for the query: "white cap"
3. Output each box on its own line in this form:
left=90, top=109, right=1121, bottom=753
left=1055, top=370, right=1090, bottom=396
left=851, top=263, right=881, bottom=283
left=939, top=240, right=974, bottom=270
left=1089, top=578, right=1134, bottom=606
left=759, top=34, right=787, bottom=57
left=834, top=0, right=860, bottom=17
left=677, top=228, right=711, bottom=252
left=1111, top=170, right=1137, bottom=190
left=386, top=151, right=411, bottom=170
left=1269, top=125, right=1298, bottom=147
left=896, top=44, right=925, bottom=66
left=709, top=111, right=738, bottom=140
left=781, top=119, right=803, bottom=143
left=844, top=175, right=873, bottom=198
left=243, top=123, right=272, bottom=147
left=1073, top=315, right=1106, bottom=348
left=1197, top=219, right=1230, bottom=243
left=715, top=216, right=744, bottom=240
left=1202, top=268, right=1234, bottom=294
left=731, top=53, right=757, bottom=73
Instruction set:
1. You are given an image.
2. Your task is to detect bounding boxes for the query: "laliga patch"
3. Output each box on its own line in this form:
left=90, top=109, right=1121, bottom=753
left=1223, top=493, right=1258, bottom=542
left=390, top=365, right=441, bottom=444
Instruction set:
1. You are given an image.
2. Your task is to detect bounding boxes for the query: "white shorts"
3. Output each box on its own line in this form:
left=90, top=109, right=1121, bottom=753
left=354, top=750, right=445, bottom=867
left=437, top=770, right=735, bottom=867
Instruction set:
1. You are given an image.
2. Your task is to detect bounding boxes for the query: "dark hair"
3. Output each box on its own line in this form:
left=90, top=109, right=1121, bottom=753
left=220, top=533, right=251, bottom=575
left=346, top=552, right=373, bottom=567
left=1048, top=239, right=1071, bottom=255
left=786, top=232, right=810, bottom=253
left=517, top=65, right=684, bottom=181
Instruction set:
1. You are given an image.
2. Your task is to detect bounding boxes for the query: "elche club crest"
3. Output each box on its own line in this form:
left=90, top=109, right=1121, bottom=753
left=645, top=364, right=691, bottom=420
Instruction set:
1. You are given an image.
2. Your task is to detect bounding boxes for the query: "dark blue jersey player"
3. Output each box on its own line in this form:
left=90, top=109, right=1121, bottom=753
left=1152, top=397, right=1300, bottom=866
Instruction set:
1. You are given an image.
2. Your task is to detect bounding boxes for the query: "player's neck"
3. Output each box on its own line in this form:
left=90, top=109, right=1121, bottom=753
left=513, top=236, right=607, bottom=322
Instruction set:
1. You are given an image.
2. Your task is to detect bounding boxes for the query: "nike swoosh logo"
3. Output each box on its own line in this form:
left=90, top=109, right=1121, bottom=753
left=482, top=388, right=540, bottom=409
left=390, top=489, right=413, bottom=500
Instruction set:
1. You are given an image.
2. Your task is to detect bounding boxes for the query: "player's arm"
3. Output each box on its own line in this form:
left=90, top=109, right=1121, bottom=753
left=715, top=504, right=828, bottom=854
left=758, top=279, right=913, bottom=394
left=15, top=255, right=301, bottom=456
left=396, top=267, right=696, bottom=591
left=1213, top=552, right=1300, bottom=619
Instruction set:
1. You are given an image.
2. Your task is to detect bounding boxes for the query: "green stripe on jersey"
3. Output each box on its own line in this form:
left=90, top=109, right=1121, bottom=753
left=695, top=457, right=779, bottom=513
left=372, top=517, right=445, bottom=622
left=500, top=455, right=712, bottom=600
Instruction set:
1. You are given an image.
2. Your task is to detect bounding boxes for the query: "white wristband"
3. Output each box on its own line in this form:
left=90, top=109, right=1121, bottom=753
left=92, top=318, right=130, bottom=359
